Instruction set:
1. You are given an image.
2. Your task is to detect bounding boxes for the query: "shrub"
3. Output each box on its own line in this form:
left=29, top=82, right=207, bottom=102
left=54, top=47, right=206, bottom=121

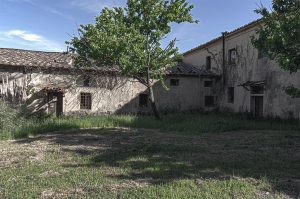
left=0, top=100, right=26, bottom=138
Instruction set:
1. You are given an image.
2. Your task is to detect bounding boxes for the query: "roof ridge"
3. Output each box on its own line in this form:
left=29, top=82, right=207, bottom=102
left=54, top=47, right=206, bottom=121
left=183, top=18, right=263, bottom=56
left=0, top=47, right=67, bottom=54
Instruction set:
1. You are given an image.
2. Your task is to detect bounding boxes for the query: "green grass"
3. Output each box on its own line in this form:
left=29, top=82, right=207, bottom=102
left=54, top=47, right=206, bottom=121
left=1, top=112, right=299, bottom=140
left=0, top=129, right=298, bottom=198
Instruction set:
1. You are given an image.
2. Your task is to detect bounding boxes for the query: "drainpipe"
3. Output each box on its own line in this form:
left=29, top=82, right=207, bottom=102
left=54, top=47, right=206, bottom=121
left=222, top=32, right=227, bottom=88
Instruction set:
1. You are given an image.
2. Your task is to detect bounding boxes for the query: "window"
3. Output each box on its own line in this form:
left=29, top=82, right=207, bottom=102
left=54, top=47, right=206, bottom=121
left=0, top=75, right=4, bottom=84
left=204, top=80, right=213, bottom=87
left=205, top=96, right=215, bottom=107
left=251, top=86, right=264, bottom=94
left=229, top=48, right=237, bottom=65
left=170, top=79, right=180, bottom=86
left=80, top=93, right=92, bottom=110
left=83, top=77, right=91, bottom=87
left=228, top=87, right=234, bottom=103
left=206, top=56, right=211, bottom=70
left=258, top=49, right=267, bottom=59
left=139, top=94, right=148, bottom=107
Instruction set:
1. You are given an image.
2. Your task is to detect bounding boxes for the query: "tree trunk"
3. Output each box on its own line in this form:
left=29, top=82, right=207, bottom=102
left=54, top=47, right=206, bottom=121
left=146, top=66, right=161, bottom=120
left=148, top=85, right=161, bottom=120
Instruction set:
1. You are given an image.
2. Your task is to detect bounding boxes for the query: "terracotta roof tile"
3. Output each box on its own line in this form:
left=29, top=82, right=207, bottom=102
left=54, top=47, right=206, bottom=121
left=0, top=48, right=73, bottom=69
left=166, top=62, right=220, bottom=77
left=0, top=48, right=119, bottom=74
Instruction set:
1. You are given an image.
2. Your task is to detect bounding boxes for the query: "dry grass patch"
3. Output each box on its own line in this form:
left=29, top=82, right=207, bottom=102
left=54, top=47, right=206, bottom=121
left=0, top=128, right=299, bottom=198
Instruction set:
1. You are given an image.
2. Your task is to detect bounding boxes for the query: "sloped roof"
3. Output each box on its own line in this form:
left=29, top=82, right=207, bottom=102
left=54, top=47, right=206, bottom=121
left=0, top=48, right=73, bottom=69
left=183, top=19, right=263, bottom=56
left=0, top=48, right=218, bottom=77
left=166, top=62, right=220, bottom=77
left=0, top=48, right=119, bottom=74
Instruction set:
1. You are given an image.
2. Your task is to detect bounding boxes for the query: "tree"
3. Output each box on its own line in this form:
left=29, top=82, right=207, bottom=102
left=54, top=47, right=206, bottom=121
left=252, top=0, right=300, bottom=97
left=67, top=0, right=197, bottom=120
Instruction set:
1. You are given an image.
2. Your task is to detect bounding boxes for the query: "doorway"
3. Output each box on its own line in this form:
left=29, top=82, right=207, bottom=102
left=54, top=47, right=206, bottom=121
left=47, top=92, right=63, bottom=117
left=251, top=96, right=263, bottom=118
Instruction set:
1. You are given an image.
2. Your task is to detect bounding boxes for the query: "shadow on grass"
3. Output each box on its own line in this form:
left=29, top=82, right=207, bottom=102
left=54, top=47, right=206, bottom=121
left=13, top=128, right=300, bottom=198
left=4, top=112, right=299, bottom=140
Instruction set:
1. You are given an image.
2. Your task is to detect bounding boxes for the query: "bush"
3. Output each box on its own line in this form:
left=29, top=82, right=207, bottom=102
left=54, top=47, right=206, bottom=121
left=0, top=100, right=26, bottom=138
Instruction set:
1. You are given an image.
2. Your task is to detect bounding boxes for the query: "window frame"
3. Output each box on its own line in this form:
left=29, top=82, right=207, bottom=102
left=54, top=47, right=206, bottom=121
left=229, top=48, right=237, bottom=65
left=205, top=96, right=215, bottom=107
left=80, top=93, right=92, bottom=110
left=206, top=56, right=212, bottom=70
left=258, top=49, right=267, bottom=59
left=204, top=80, right=213, bottom=88
left=170, top=79, right=180, bottom=87
left=0, top=75, right=4, bottom=84
left=227, top=87, right=235, bottom=104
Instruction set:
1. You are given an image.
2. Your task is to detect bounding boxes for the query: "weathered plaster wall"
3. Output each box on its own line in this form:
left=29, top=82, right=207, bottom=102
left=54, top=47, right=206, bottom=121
left=0, top=68, right=27, bottom=104
left=155, top=77, right=202, bottom=112
left=0, top=67, right=206, bottom=115
left=183, top=25, right=300, bottom=119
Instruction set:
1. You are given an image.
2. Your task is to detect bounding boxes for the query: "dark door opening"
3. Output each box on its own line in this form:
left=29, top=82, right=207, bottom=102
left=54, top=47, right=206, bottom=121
left=48, top=92, right=63, bottom=117
left=251, top=96, right=263, bottom=118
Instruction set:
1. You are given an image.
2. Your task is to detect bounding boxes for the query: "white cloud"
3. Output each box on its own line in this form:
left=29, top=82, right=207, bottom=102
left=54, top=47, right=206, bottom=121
left=3, top=0, right=35, bottom=5
left=70, top=0, right=126, bottom=13
left=0, top=30, right=64, bottom=52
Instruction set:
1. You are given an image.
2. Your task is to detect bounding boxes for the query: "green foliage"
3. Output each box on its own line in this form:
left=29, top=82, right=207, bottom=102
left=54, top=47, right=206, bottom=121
left=0, top=101, right=26, bottom=138
left=285, top=85, right=300, bottom=98
left=67, top=0, right=197, bottom=83
left=252, top=0, right=300, bottom=97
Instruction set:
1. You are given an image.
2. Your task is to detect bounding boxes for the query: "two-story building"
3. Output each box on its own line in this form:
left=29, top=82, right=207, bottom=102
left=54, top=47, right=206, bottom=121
left=182, top=19, right=300, bottom=119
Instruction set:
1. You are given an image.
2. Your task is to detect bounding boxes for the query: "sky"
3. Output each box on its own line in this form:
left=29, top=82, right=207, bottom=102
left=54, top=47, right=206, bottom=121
left=0, top=0, right=272, bottom=53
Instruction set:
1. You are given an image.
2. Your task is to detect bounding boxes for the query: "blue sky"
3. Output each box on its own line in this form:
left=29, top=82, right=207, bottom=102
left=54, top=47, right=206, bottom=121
left=0, top=0, right=272, bottom=53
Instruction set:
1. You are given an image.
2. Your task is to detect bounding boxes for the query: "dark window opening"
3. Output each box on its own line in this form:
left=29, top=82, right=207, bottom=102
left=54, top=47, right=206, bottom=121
left=83, top=77, right=91, bottom=87
left=258, top=49, right=267, bottom=59
left=205, top=96, right=215, bottom=107
left=206, top=56, right=211, bottom=70
left=204, top=80, right=213, bottom=87
left=251, top=86, right=264, bottom=94
left=228, top=87, right=235, bottom=103
left=229, top=48, right=237, bottom=65
left=139, top=94, right=148, bottom=107
left=170, top=79, right=180, bottom=86
left=80, top=93, right=92, bottom=110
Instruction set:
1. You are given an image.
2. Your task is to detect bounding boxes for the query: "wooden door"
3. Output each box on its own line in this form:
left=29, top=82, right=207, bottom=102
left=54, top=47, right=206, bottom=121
left=251, top=96, right=264, bottom=118
left=56, top=93, right=63, bottom=117
left=47, top=92, right=63, bottom=117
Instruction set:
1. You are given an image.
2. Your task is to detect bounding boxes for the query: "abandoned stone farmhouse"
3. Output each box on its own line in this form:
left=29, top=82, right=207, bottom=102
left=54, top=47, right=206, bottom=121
left=0, top=20, right=299, bottom=118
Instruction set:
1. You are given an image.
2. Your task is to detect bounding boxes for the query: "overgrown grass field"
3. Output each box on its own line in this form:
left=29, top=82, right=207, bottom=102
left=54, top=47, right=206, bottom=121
left=1, top=112, right=299, bottom=140
left=0, top=128, right=299, bottom=198
left=0, top=109, right=299, bottom=198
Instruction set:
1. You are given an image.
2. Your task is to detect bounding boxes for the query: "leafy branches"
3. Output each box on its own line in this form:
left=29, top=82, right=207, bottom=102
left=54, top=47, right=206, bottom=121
left=67, top=0, right=197, bottom=119
left=252, top=0, right=300, bottom=97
